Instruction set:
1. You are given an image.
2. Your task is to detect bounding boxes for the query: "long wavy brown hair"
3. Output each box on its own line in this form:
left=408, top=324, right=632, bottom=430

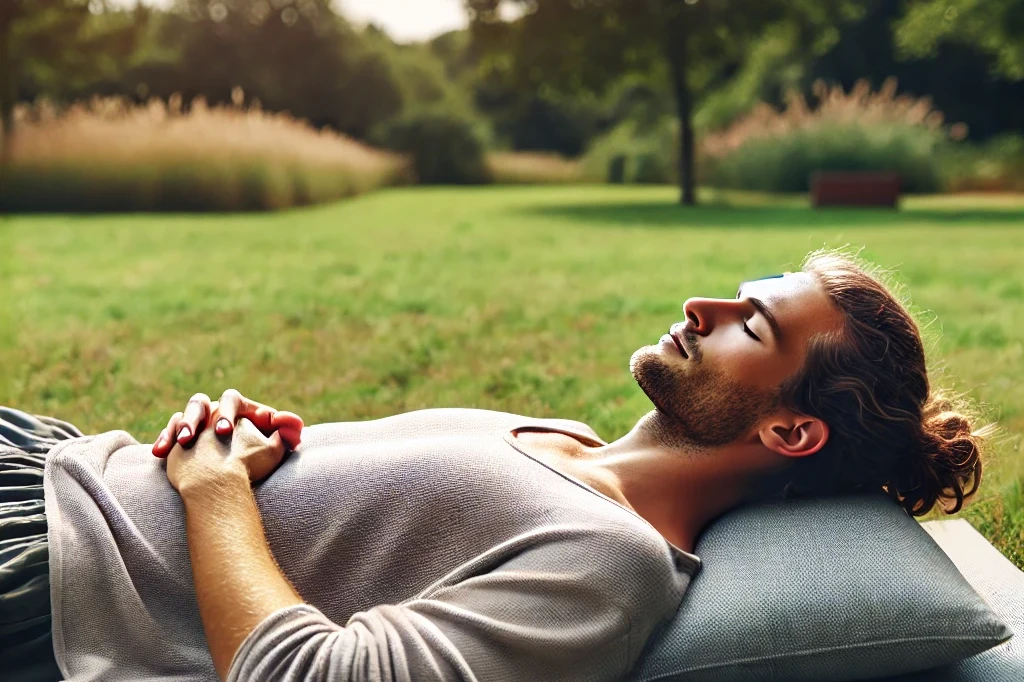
left=774, top=248, right=993, bottom=516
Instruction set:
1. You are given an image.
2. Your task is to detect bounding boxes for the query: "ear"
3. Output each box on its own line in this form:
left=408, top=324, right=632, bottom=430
left=758, top=412, right=829, bottom=459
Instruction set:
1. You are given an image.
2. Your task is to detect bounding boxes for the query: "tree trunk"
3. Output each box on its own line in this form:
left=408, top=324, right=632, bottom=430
left=0, top=15, right=13, bottom=148
left=665, top=20, right=695, bottom=206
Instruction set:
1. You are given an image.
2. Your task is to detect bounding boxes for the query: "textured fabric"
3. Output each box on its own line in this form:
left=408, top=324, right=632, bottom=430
left=878, top=519, right=1023, bottom=682
left=44, top=407, right=697, bottom=682
left=0, top=406, right=82, bottom=682
left=627, top=495, right=1012, bottom=682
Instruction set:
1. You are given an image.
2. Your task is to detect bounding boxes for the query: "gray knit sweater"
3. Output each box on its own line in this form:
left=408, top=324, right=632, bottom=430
left=43, top=408, right=699, bottom=682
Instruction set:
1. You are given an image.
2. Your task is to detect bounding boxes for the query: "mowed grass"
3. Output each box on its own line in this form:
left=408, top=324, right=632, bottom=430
left=2, top=185, right=1022, bottom=566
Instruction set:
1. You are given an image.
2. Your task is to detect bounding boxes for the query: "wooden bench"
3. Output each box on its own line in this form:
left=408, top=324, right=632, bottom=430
left=811, top=171, right=901, bottom=208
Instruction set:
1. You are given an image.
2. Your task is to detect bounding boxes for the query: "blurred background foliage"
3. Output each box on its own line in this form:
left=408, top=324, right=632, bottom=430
left=2, top=0, right=1024, bottom=209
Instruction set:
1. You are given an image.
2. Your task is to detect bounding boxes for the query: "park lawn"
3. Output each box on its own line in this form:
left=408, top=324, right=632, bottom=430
left=2, top=185, right=1022, bottom=566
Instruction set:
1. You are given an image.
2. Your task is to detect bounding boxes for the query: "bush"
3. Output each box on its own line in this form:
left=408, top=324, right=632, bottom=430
left=372, top=108, right=491, bottom=185
left=704, top=123, right=944, bottom=193
left=503, top=93, right=603, bottom=158
left=699, top=79, right=955, bottom=193
left=939, top=134, right=1024, bottom=193
left=0, top=96, right=410, bottom=212
left=581, top=118, right=678, bottom=185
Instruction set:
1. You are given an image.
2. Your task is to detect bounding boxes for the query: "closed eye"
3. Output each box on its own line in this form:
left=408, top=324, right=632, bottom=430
left=743, top=320, right=761, bottom=342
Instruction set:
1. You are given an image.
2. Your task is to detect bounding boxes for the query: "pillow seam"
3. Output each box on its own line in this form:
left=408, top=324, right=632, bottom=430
left=642, top=633, right=1007, bottom=680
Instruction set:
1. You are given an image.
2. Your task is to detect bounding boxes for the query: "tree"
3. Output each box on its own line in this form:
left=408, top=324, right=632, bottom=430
left=157, top=0, right=362, bottom=129
left=140, top=1, right=459, bottom=140
left=466, top=0, right=857, bottom=205
left=808, top=0, right=1024, bottom=141
left=895, top=0, right=1024, bottom=80
left=0, top=0, right=143, bottom=142
left=0, top=0, right=90, bottom=140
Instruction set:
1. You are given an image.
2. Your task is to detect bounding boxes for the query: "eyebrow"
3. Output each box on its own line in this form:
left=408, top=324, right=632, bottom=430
left=736, top=284, right=784, bottom=344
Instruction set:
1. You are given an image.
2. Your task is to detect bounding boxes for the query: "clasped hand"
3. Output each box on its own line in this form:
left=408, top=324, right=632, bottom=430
left=151, top=389, right=304, bottom=493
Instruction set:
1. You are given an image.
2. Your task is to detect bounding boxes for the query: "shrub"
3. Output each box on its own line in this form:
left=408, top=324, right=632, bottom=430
left=0, top=95, right=410, bottom=212
left=372, top=108, right=491, bottom=185
left=581, top=118, right=678, bottom=185
left=699, top=79, right=957, bottom=194
left=501, top=93, right=603, bottom=158
left=939, top=134, right=1024, bottom=193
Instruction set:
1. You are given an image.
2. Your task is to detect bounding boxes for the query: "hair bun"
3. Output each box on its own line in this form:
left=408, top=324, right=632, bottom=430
left=892, top=392, right=985, bottom=516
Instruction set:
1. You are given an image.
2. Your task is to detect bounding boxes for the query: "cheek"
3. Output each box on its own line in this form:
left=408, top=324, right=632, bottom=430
left=705, top=333, right=776, bottom=387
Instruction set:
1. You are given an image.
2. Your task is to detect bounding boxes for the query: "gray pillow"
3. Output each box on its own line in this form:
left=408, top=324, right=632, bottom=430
left=877, top=519, right=1023, bottom=682
left=628, top=495, right=1012, bottom=682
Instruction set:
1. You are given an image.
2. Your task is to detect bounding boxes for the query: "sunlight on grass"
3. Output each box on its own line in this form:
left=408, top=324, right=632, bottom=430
left=2, top=185, right=1021, bottom=565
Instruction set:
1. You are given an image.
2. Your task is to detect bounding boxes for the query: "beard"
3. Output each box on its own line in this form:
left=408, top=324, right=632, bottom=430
left=630, top=345, right=780, bottom=448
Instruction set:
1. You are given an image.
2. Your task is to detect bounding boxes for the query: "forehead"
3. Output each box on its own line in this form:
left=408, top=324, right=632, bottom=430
left=738, top=272, right=842, bottom=342
left=737, top=272, right=800, bottom=299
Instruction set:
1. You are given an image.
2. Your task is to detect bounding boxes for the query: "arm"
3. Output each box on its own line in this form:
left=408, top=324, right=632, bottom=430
left=177, top=452, right=304, bottom=680
left=180, top=501, right=635, bottom=682
left=156, top=390, right=306, bottom=678
left=225, top=525, right=680, bottom=682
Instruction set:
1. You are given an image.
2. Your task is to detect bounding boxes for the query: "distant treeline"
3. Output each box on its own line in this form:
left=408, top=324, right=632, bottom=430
left=5, top=0, right=1024, bottom=155
left=4, top=0, right=1024, bottom=208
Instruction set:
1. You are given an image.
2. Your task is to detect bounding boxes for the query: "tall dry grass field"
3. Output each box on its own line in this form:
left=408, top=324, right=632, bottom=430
left=1, top=93, right=410, bottom=212
left=487, top=152, right=584, bottom=185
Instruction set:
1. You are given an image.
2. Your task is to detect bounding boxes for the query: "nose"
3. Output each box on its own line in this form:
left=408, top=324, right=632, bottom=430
left=681, top=297, right=745, bottom=335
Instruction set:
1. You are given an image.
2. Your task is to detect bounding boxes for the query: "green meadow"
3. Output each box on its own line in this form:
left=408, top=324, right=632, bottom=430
left=2, top=186, right=1022, bottom=565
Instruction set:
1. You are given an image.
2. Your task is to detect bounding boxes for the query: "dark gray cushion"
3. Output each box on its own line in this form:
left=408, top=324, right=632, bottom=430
left=628, top=495, right=1012, bottom=682
left=876, top=519, right=1023, bottom=682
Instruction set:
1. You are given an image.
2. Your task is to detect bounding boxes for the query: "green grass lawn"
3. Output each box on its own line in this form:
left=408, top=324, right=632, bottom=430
left=2, top=185, right=1022, bottom=566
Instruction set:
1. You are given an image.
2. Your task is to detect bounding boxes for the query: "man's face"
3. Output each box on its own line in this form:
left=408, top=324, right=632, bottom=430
left=629, top=272, right=844, bottom=447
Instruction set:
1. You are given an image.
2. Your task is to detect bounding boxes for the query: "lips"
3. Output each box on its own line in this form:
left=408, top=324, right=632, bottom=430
left=669, top=331, right=688, bottom=358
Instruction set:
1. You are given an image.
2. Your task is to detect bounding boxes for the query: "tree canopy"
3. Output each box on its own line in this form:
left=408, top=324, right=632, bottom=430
left=466, top=0, right=860, bottom=204
left=896, top=0, right=1024, bottom=80
left=0, top=0, right=141, bottom=138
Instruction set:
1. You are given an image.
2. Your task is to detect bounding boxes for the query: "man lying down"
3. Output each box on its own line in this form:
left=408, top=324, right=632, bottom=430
left=0, top=249, right=987, bottom=682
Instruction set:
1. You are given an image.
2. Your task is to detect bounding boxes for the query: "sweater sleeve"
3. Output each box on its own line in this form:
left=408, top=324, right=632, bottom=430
left=226, top=525, right=684, bottom=682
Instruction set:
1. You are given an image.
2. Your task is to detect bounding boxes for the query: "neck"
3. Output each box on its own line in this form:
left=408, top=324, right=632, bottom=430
left=580, top=410, right=770, bottom=553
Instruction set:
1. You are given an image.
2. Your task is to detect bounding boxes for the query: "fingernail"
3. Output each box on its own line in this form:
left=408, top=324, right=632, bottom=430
left=216, top=418, right=230, bottom=431
left=177, top=426, right=192, bottom=442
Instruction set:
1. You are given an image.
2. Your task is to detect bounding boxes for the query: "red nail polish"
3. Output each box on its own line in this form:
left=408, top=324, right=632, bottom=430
left=217, top=418, right=230, bottom=431
left=178, top=426, right=191, bottom=442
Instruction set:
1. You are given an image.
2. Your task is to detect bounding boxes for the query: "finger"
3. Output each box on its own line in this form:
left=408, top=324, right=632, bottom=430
left=277, top=427, right=302, bottom=450
left=152, top=428, right=169, bottom=457
left=216, top=389, right=276, bottom=436
left=178, top=393, right=211, bottom=446
left=271, top=411, right=304, bottom=448
left=271, top=411, right=304, bottom=431
left=236, top=416, right=280, bottom=447
left=153, top=411, right=184, bottom=458
left=214, top=389, right=241, bottom=436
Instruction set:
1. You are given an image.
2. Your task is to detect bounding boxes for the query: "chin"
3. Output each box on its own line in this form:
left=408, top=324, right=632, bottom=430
left=630, top=346, right=680, bottom=412
left=629, top=345, right=659, bottom=380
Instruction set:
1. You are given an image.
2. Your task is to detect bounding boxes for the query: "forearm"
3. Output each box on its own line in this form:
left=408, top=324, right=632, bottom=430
left=180, top=468, right=304, bottom=681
